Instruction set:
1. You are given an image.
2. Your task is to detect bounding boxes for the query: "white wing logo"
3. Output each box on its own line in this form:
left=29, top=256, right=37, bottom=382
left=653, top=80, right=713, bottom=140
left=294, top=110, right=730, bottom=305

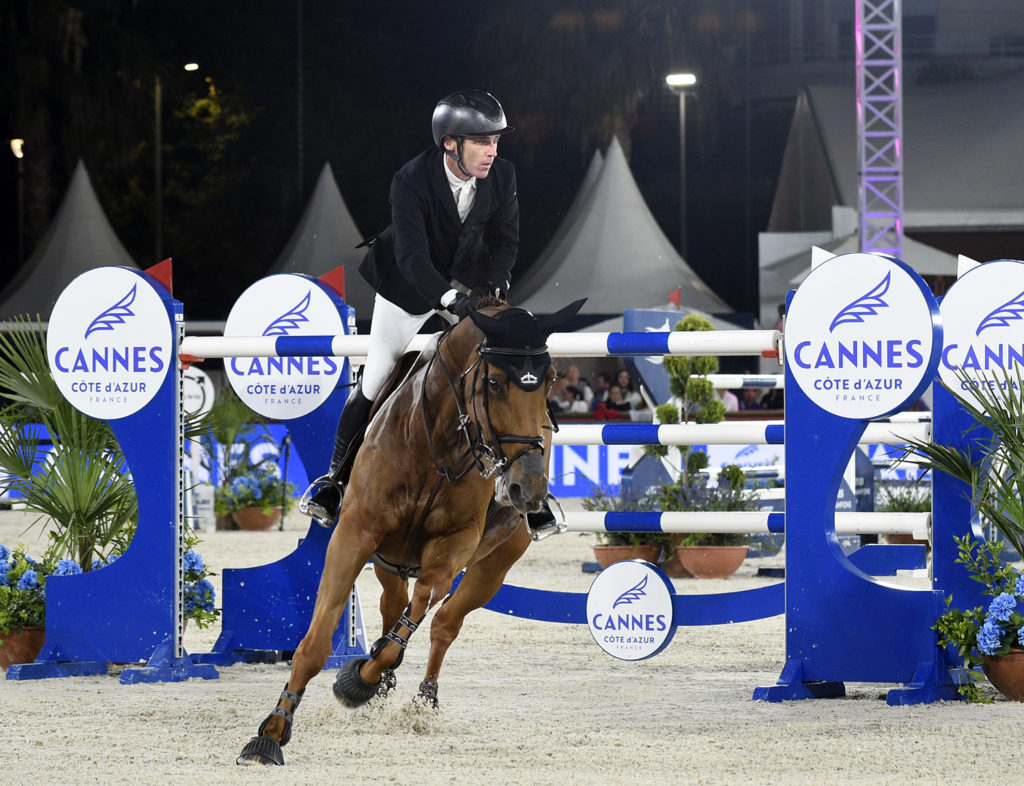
left=829, top=273, right=890, bottom=332
left=976, top=290, right=1024, bottom=335
left=263, top=291, right=311, bottom=336
left=84, top=284, right=137, bottom=339
left=612, top=575, right=648, bottom=608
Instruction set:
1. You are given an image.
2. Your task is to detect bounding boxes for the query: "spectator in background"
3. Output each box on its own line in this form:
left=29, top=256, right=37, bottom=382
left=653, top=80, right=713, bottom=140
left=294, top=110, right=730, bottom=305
left=715, top=387, right=739, bottom=412
left=593, top=384, right=632, bottom=418
left=591, top=371, right=612, bottom=410
left=561, top=361, right=593, bottom=410
left=739, top=387, right=766, bottom=410
left=762, top=387, right=784, bottom=410
left=615, top=368, right=644, bottom=410
left=773, top=303, right=785, bottom=333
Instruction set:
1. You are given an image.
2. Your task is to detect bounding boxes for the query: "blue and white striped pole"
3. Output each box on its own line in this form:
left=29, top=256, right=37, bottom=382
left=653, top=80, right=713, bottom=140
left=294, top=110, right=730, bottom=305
left=179, top=329, right=782, bottom=360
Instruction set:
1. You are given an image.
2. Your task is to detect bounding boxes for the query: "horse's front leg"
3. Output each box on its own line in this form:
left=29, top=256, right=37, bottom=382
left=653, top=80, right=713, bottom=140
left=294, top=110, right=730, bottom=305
left=371, top=563, right=410, bottom=698
left=237, top=512, right=379, bottom=766
left=419, top=521, right=531, bottom=707
left=334, top=524, right=484, bottom=706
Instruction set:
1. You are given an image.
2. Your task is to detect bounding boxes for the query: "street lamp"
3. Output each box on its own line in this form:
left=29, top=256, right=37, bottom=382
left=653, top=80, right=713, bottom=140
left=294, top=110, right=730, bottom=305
left=666, top=72, right=697, bottom=259
left=10, top=138, right=24, bottom=266
left=155, top=63, right=200, bottom=262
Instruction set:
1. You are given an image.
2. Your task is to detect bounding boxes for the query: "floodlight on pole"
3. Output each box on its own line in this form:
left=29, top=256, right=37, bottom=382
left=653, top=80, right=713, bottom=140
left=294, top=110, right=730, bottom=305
left=665, top=73, right=697, bottom=259
left=184, top=62, right=199, bottom=71
left=10, top=138, right=25, bottom=265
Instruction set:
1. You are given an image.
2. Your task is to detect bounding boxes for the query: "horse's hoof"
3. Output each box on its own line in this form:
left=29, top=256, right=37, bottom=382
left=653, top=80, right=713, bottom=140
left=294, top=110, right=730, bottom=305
left=416, top=679, right=439, bottom=709
left=377, top=668, right=398, bottom=699
left=333, top=657, right=381, bottom=707
left=236, top=735, right=284, bottom=766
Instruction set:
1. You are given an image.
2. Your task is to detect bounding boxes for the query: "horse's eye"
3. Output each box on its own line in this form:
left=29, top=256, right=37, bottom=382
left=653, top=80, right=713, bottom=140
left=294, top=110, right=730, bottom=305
left=487, top=376, right=504, bottom=396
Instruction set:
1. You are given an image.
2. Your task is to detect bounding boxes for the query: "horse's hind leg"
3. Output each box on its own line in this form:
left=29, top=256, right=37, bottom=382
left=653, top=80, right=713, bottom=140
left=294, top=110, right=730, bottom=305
left=237, top=514, right=377, bottom=766
left=418, top=522, right=531, bottom=707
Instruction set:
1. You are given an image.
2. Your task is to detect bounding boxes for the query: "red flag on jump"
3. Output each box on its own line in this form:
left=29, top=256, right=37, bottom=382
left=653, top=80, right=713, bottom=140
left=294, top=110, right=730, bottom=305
left=667, top=286, right=681, bottom=308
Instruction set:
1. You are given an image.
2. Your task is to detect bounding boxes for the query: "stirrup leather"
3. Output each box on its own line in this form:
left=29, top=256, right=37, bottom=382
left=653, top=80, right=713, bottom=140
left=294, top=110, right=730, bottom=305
left=298, top=475, right=344, bottom=528
left=526, top=494, right=567, bottom=541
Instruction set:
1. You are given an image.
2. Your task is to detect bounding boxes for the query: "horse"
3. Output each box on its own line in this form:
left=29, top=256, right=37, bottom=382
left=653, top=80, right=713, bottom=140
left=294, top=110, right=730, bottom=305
left=238, top=297, right=585, bottom=766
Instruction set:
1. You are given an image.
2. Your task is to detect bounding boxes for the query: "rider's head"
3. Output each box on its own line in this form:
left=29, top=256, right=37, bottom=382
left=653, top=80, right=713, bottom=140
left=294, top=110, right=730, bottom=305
left=432, top=89, right=513, bottom=180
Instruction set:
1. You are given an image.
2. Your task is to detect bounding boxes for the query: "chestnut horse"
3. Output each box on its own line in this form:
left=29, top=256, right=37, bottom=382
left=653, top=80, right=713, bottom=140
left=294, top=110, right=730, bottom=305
left=238, top=298, right=584, bottom=766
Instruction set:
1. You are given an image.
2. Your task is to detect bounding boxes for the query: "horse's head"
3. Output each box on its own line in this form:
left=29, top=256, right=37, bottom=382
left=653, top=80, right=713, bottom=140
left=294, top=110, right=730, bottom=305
left=453, top=298, right=585, bottom=514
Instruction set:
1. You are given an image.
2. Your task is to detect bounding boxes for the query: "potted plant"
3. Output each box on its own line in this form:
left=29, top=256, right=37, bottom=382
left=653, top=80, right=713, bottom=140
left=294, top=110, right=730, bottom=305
left=876, top=475, right=931, bottom=549
left=903, top=368, right=1024, bottom=700
left=647, top=315, right=757, bottom=578
left=583, top=486, right=662, bottom=568
left=0, top=539, right=218, bottom=670
left=214, top=463, right=296, bottom=530
left=657, top=460, right=757, bottom=579
left=582, top=315, right=757, bottom=576
left=0, top=318, right=219, bottom=667
left=201, top=386, right=294, bottom=530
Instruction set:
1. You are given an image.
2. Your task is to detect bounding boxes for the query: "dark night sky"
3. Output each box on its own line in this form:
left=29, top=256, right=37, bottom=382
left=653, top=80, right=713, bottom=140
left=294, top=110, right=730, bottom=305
left=0, top=2, right=793, bottom=320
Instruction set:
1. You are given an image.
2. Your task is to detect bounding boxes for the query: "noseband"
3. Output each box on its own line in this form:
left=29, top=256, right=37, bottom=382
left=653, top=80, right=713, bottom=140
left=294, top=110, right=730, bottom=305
left=420, top=329, right=548, bottom=483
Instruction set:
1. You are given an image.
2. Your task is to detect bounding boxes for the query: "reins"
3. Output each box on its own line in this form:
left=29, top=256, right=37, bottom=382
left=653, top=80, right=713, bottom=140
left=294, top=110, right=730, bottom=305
left=419, top=324, right=546, bottom=484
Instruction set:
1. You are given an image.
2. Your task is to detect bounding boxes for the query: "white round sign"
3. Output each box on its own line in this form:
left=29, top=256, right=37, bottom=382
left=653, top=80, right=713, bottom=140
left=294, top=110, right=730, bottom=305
left=183, top=367, right=215, bottom=418
left=47, top=267, right=173, bottom=419
left=224, top=274, right=346, bottom=419
left=784, top=253, right=940, bottom=420
left=586, top=560, right=676, bottom=661
left=938, top=259, right=1024, bottom=408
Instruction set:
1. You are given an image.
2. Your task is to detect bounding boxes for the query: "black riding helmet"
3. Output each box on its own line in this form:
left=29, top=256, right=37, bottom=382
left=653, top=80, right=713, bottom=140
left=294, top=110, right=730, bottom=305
left=432, top=89, right=514, bottom=177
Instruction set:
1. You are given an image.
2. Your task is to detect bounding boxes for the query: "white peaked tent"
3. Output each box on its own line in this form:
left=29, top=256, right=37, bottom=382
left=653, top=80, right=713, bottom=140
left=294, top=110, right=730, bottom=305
left=512, top=149, right=603, bottom=301
left=268, top=163, right=373, bottom=320
left=513, top=137, right=729, bottom=316
left=0, top=160, right=138, bottom=320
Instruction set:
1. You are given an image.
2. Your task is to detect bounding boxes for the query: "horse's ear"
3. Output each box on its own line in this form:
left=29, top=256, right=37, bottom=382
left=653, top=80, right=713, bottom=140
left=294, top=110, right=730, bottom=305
left=534, top=298, right=587, bottom=333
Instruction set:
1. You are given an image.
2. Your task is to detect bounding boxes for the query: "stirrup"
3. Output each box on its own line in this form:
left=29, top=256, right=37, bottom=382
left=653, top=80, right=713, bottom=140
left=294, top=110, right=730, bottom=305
left=526, top=494, right=566, bottom=541
left=298, top=475, right=344, bottom=528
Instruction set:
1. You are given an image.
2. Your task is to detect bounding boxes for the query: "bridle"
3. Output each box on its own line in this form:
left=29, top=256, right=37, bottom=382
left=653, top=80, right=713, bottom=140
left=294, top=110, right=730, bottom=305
left=420, top=328, right=549, bottom=483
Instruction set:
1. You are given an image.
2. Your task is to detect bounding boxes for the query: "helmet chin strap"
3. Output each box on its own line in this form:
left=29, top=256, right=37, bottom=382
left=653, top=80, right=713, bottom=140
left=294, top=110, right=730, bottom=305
left=444, top=137, right=473, bottom=179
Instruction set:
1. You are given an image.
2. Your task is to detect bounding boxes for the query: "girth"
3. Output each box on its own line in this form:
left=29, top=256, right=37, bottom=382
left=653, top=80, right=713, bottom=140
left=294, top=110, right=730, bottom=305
left=369, top=498, right=515, bottom=582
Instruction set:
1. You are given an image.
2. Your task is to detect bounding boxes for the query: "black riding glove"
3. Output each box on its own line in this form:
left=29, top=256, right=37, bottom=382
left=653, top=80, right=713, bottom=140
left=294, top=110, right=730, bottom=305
left=470, top=285, right=506, bottom=302
left=441, top=290, right=478, bottom=320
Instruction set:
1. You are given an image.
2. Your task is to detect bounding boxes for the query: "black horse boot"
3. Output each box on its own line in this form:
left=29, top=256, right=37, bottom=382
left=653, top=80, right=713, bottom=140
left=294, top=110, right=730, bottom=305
left=299, top=387, right=374, bottom=527
left=525, top=494, right=565, bottom=541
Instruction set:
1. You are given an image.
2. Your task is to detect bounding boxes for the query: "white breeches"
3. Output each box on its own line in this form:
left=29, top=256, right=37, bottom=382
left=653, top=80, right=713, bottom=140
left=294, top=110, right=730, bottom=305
left=360, top=294, right=436, bottom=401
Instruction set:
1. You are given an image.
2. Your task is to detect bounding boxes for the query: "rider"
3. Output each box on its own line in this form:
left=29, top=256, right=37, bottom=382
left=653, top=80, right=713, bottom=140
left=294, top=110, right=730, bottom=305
left=302, top=89, right=558, bottom=535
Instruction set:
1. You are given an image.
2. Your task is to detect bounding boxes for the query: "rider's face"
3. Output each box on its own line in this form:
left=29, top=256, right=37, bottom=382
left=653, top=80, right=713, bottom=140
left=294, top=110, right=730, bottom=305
left=445, top=135, right=500, bottom=180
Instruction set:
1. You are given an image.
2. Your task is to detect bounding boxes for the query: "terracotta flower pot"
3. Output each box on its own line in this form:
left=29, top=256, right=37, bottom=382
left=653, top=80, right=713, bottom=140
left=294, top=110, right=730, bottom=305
left=592, top=544, right=661, bottom=569
left=981, top=648, right=1024, bottom=701
left=674, top=545, right=749, bottom=579
left=658, top=551, right=694, bottom=578
left=0, top=626, right=46, bottom=672
left=231, top=506, right=282, bottom=531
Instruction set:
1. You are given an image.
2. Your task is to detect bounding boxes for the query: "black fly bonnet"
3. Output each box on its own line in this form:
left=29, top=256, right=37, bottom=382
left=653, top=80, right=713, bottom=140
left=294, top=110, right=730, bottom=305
left=467, top=299, right=587, bottom=391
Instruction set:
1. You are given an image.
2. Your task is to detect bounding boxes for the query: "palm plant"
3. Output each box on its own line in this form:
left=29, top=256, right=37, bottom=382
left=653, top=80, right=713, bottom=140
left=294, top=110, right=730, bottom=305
left=901, top=368, right=1024, bottom=557
left=0, top=318, right=137, bottom=569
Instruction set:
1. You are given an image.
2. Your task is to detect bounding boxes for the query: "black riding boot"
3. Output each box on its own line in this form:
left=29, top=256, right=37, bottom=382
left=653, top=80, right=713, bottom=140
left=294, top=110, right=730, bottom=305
left=299, top=388, right=374, bottom=527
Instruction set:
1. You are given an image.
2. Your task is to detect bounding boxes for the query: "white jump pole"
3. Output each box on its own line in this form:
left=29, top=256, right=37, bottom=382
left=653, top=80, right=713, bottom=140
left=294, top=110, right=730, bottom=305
left=179, top=329, right=783, bottom=361
left=563, top=511, right=930, bottom=540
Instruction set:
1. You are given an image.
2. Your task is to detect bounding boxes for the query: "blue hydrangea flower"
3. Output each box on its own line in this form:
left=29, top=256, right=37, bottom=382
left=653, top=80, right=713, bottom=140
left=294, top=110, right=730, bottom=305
left=53, top=559, right=83, bottom=576
left=184, top=550, right=205, bottom=575
left=977, top=619, right=1004, bottom=655
left=184, top=578, right=216, bottom=614
left=1015, top=574, right=1024, bottom=598
left=0, top=543, right=10, bottom=562
left=16, top=569, right=40, bottom=590
left=988, top=592, right=1018, bottom=623
left=0, top=561, right=10, bottom=584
